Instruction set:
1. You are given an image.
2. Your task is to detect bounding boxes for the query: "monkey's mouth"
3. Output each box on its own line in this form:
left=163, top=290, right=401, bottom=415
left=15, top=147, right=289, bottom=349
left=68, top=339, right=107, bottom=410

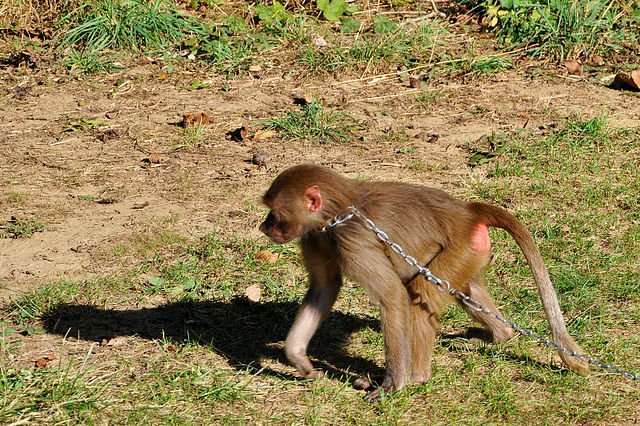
left=268, top=235, right=292, bottom=244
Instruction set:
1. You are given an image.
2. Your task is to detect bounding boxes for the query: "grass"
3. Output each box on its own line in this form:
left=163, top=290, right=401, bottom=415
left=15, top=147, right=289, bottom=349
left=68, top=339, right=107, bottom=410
left=182, top=122, right=210, bottom=146
left=60, top=0, right=202, bottom=53
left=2, top=115, right=640, bottom=422
left=262, top=99, right=365, bottom=143
left=0, top=217, right=46, bottom=238
left=482, top=0, right=636, bottom=62
left=4, top=0, right=638, bottom=77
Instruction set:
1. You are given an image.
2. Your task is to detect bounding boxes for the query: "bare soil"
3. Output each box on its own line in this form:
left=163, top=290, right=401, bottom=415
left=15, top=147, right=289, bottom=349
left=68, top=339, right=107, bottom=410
left=1, top=53, right=640, bottom=376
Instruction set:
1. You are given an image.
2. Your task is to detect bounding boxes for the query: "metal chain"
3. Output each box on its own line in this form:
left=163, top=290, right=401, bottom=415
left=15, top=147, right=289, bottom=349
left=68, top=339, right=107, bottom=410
left=322, top=205, right=639, bottom=381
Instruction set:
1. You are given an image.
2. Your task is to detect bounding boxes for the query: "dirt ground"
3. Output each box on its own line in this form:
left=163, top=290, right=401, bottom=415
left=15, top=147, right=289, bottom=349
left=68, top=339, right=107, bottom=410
left=2, top=48, right=640, bottom=386
left=2, top=59, right=640, bottom=300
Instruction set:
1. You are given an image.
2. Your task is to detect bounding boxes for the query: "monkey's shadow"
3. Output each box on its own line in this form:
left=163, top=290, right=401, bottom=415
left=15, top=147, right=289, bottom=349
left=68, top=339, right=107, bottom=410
left=41, top=298, right=385, bottom=383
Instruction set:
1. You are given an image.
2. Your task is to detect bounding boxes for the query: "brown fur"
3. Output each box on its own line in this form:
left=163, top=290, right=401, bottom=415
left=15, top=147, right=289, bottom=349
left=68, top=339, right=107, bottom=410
left=260, top=164, right=588, bottom=400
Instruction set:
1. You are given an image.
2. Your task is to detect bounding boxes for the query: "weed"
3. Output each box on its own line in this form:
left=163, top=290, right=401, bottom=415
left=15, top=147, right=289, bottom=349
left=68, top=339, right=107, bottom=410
left=61, top=0, right=203, bottom=53
left=413, top=89, right=444, bottom=105
left=4, top=191, right=29, bottom=204
left=62, top=116, right=109, bottom=132
left=182, top=123, right=210, bottom=146
left=262, top=100, right=364, bottom=143
left=64, top=48, right=122, bottom=73
left=0, top=343, right=113, bottom=423
left=0, top=217, right=45, bottom=238
left=484, top=0, right=629, bottom=61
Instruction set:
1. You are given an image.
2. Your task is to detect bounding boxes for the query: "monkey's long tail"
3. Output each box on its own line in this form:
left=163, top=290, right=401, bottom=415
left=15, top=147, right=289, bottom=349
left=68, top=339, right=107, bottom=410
left=470, top=203, right=589, bottom=374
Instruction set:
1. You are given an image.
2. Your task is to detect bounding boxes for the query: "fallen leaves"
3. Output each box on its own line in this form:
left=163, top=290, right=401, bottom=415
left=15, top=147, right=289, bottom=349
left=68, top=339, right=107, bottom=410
left=252, top=152, right=271, bottom=168
left=132, top=201, right=150, bottom=210
left=564, top=59, right=582, bottom=75
left=228, top=119, right=249, bottom=142
left=254, top=250, right=280, bottom=263
left=182, top=112, right=212, bottom=127
left=253, top=129, right=277, bottom=141
left=228, top=119, right=278, bottom=148
left=613, top=70, right=640, bottom=91
left=35, top=353, right=56, bottom=369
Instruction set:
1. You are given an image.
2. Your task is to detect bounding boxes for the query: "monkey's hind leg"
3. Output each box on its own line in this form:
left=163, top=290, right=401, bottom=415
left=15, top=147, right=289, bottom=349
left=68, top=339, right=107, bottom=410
left=407, top=276, right=447, bottom=383
left=459, top=277, right=514, bottom=344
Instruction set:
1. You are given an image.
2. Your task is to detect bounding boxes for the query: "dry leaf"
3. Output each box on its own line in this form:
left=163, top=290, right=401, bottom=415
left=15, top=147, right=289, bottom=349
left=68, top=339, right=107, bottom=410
left=148, top=153, right=169, bottom=164
left=253, top=129, right=278, bottom=141
left=312, top=36, right=328, bottom=47
left=182, top=113, right=194, bottom=127
left=240, top=119, right=249, bottom=141
left=613, top=71, right=640, bottom=91
left=245, top=284, right=262, bottom=302
left=303, top=91, right=328, bottom=106
left=194, top=112, right=211, bottom=125
left=564, top=59, right=582, bottom=75
left=35, top=358, right=49, bottom=368
left=34, top=353, right=56, bottom=369
left=182, top=112, right=211, bottom=127
left=304, top=91, right=317, bottom=104
left=254, top=250, right=279, bottom=263
left=227, top=119, right=249, bottom=142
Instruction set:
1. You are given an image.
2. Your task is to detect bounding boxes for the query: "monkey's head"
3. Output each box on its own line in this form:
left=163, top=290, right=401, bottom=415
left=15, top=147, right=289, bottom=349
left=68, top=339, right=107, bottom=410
left=259, top=164, right=357, bottom=244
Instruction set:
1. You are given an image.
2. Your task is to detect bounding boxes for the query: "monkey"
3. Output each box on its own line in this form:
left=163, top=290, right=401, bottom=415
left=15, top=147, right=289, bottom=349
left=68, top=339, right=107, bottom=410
left=259, top=164, right=589, bottom=400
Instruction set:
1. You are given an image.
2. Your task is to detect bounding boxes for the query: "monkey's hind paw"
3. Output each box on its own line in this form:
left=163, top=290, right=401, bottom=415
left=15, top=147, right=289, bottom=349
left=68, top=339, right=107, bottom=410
left=353, top=377, right=373, bottom=390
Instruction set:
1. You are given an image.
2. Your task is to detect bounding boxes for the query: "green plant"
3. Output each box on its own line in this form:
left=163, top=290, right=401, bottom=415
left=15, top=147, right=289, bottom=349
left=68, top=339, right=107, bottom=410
left=262, top=100, right=364, bottom=143
left=182, top=123, right=210, bottom=146
left=60, top=0, right=203, bottom=54
left=316, top=0, right=348, bottom=22
left=62, top=117, right=110, bottom=132
left=484, top=0, right=627, bottom=61
left=64, top=48, right=122, bottom=73
left=192, top=16, right=258, bottom=73
left=1, top=217, right=46, bottom=238
left=255, top=1, right=287, bottom=26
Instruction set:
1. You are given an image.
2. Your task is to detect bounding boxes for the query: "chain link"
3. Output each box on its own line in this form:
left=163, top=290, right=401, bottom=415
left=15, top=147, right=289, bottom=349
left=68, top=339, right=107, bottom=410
left=322, top=205, right=639, bottom=381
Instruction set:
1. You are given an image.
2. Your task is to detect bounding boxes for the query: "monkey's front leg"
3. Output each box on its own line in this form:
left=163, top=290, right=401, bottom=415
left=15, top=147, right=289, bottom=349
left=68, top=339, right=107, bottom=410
left=363, top=284, right=412, bottom=402
left=284, top=272, right=342, bottom=379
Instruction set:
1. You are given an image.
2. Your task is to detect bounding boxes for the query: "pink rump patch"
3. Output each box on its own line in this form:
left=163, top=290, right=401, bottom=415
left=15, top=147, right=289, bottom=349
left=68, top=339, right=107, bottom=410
left=470, top=223, right=490, bottom=252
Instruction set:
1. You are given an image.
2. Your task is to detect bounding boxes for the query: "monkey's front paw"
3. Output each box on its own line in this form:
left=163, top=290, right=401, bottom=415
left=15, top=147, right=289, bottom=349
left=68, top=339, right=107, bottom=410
left=301, top=369, right=324, bottom=380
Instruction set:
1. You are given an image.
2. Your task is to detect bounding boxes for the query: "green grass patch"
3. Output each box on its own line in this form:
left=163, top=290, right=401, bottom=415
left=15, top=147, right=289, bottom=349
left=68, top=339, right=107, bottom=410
left=0, top=217, right=46, bottom=238
left=262, top=99, right=365, bottom=143
left=60, top=0, right=202, bottom=53
left=479, top=0, right=636, bottom=61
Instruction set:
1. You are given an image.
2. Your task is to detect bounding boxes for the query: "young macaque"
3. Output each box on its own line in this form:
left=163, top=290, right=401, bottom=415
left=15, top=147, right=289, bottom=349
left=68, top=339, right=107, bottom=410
left=259, top=164, right=588, bottom=400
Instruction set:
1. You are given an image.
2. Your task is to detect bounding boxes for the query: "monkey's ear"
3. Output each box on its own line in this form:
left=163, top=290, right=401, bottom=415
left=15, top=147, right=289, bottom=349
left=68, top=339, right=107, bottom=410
left=303, top=186, right=323, bottom=212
